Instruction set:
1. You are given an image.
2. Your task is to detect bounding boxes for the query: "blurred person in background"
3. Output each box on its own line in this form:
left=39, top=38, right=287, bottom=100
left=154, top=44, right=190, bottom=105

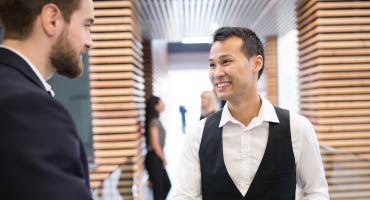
left=145, top=96, right=171, bottom=200
left=200, top=90, right=219, bottom=120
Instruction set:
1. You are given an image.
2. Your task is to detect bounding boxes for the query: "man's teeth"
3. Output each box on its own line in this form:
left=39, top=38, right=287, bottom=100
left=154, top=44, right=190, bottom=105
left=217, top=82, right=230, bottom=88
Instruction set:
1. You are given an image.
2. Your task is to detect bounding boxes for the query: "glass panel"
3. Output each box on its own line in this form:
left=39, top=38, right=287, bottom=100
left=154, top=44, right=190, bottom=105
left=321, top=145, right=370, bottom=200
left=48, top=54, right=94, bottom=162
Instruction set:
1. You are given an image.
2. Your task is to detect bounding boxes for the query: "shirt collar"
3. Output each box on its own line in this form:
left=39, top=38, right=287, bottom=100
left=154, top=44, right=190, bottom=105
left=0, top=45, right=55, bottom=97
left=219, top=94, right=279, bottom=128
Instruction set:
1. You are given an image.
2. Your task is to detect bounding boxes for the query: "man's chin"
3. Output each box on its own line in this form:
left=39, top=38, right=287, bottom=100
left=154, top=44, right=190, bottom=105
left=56, top=66, right=82, bottom=78
left=216, top=93, right=228, bottom=101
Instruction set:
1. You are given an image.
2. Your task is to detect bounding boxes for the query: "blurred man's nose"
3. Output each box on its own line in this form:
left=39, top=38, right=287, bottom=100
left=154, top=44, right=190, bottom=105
left=85, top=35, right=93, bottom=50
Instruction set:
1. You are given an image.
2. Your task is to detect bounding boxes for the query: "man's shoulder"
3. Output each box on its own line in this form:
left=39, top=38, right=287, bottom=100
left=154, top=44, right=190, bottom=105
left=0, top=84, right=74, bottom=134
left=287, top=110, right=315, bottom=140
left=0, top=48, right=45, bottom=90
left=0, top=60, right=32, bottom=89
left=0, top=73, right=59, bottom=114
left=0, top=61, right=22, bottom=75
left=0, top=88, right=53, bottom=113
left=204, top=109, right=223, bottom=121
left=289, top=111, right=311, bottom=126
left=273, top=106, right=310, bottom=124
left=272, top=106, right=314, bottom=133
left=0, top=71, right=41, bottom=100
left=186, top=118, right=207, bottom=142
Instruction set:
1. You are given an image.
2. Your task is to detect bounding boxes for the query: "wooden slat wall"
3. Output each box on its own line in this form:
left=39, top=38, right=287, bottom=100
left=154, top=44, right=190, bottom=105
left=89, top=1, right=147, bottom=199
left=90, top=158, right=126, bottom=195
left=265, top=36, right=278, bottom=105
left=297, top=0, right=370, bottom=199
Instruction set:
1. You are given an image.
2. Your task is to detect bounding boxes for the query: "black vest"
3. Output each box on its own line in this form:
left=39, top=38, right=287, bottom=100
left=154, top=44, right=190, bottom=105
left=199, top=107, right=296, bottom=200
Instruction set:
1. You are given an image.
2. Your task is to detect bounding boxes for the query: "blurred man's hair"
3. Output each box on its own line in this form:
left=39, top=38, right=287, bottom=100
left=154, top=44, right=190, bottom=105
left=0, top=0, right=81, bottom=40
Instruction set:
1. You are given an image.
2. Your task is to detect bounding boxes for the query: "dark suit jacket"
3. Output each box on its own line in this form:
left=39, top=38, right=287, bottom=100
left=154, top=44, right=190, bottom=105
left=0, top=47, right=92, bottom=199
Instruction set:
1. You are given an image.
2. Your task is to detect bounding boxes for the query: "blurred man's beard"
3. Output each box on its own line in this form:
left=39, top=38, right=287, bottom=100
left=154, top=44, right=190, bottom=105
left=50, top=29, right=83, bottom=78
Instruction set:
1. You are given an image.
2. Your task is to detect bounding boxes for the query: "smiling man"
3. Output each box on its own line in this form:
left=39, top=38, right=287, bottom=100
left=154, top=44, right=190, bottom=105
left=0, top=0, right=94, bottom=199
left=174, top=27, right=329, bottom=200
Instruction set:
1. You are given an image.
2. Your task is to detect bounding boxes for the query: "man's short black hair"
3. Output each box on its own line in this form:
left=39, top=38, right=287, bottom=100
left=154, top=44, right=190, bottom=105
left=213, top=27, right=265, bottom=79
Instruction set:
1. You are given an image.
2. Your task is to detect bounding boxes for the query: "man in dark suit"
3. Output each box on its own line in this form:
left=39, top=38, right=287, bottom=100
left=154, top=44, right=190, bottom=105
left=0, top=0, right=94, bottom=199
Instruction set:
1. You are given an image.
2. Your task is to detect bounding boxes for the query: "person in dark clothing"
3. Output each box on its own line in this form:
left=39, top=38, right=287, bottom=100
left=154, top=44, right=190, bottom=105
left=0, top=0, right=94, bottom=199
left=174, top=27, right=329, bottom=200
left=145, top=96, right=171, bottom=200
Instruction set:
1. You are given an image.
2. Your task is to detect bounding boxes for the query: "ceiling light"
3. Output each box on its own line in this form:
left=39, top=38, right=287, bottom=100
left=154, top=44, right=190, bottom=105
left=181, top=37, right=212, bottom=44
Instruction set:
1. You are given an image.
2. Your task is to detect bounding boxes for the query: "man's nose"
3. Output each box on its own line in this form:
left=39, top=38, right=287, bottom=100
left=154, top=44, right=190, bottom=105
left=213, top=65, right=225, bottom=77
left=85, top=35, right=93, bottom=50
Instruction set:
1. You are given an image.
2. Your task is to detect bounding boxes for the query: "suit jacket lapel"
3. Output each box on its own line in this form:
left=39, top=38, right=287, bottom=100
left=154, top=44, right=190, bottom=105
left=0, top=47, right=45, bottom=90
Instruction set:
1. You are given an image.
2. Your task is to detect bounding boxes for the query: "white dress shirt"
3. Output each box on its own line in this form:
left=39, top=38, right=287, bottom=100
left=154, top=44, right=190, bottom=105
left=174, top=96, right=329, bottom=200
left=0, top=45, right=55, bottom=97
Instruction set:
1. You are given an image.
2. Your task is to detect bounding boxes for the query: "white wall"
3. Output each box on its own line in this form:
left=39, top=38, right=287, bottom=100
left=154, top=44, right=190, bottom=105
left=277, top=30, right=300, bottom=113
left=167, top=51, right=213, bottom=127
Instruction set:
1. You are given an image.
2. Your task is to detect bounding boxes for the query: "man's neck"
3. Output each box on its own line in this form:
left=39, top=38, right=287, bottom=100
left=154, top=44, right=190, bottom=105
left=227, top=92, right=262, bottom=127
left=3, top=39, right=53, bottom=80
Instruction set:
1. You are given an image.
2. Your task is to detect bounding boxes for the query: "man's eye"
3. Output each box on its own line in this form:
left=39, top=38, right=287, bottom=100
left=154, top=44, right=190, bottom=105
left=209, top=63, right=215, bottom=68
left=222, top=60, right=230, bottom=65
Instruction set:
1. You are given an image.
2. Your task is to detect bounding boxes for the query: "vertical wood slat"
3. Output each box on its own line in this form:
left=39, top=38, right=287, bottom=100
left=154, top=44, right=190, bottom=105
left=143, top=40, right=153, bottom=99
left=297, top=0, right=370, bottom=199
left=89, top=1, right=147, bottom=199
left=264, top=36, right=278, bottom=105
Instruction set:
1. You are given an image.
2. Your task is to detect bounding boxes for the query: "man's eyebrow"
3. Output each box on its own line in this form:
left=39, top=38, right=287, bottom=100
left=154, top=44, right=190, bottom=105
left=208, top=54, right=231, bottom=62
left=219, top=54, right=231, bottom=59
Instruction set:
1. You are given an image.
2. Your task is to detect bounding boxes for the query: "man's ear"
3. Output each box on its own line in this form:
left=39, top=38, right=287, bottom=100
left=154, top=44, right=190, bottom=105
left=40, top=3, right=64, bottom=37
left=252, top=55, right=263, bottom=74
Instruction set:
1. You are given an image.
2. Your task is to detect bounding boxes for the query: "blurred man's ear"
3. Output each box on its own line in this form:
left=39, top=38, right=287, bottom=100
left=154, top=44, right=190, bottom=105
left=40, top=3, right=64, bottom=37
